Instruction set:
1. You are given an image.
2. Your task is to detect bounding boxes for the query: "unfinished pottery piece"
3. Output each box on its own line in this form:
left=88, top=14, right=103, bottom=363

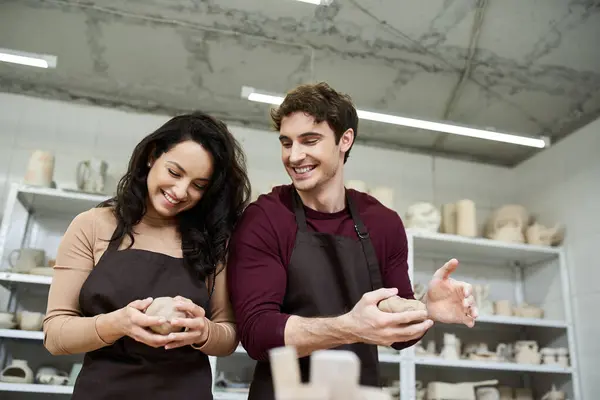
left=36, top=366, right=69, bottom=385
left=456, top=199, right=477, bottom=237
left=404, top=202, right=441, bottom=233
left=541, top=384, right=565, bottom=400
left=144, top=297, right=186, bottom=335
left=465, top=343, right=497, bottom=361
left=484, top=204, right=529, bottom=243
left=0, top=359, right=34, bottom=384
left=514, top=341, right=541, bottom=364
left=440, top=203, right=457, bottom=234
left=17, top=311, right=45, bottom=331
left=377, top=296, right=427, bottom=314
left=427, top=379, right=498, bottom=400
left=495, top=343, right=513, bottom=362
left=474, top=284, right=494, bottom=316
left=440, top=333, right=460, bottom=360
left=513, top=303, right=544, bottom=319
left=476, top=385, right=500, bottom=400
left=526, top=223, right=565, bottom=246
left=494, top=300, right=512, bottom=316
left=0, top=312, right=16, bottom=329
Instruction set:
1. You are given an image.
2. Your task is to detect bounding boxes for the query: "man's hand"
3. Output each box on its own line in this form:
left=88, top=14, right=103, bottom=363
left=424, top=258, right=478, bottom=327
left=344, top=287, right=434, bottom=347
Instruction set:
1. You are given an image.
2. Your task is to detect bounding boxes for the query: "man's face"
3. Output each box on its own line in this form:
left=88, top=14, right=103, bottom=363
left=279, top=111, right=353, bottom=193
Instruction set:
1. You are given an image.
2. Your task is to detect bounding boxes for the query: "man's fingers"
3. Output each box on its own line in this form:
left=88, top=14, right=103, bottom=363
left=383, top=309, right=430, bottom=325
left=464, top=295, right=475, bottom=308
left=432, top=258, right=459, bottom=280
left=361, top=287, right=398, bottom=305
left=388, top=319, right=433, bottom=341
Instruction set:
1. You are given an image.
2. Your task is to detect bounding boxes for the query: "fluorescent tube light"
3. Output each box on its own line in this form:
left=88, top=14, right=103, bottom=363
left=294, top=0, right=333, bottom=4
left=0, top=48, right=57, bottom=69
left=241, top=86, right=547, bottom=148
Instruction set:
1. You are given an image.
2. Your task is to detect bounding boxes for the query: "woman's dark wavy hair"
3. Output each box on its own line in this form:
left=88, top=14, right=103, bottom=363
left=99, top=111, right=251, bottom=281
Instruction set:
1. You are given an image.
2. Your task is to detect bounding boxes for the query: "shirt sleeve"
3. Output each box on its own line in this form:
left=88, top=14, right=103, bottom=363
left=226, top=204, right=291, bottom=361
left=380, top=212, right=427, bottom=351
left=191, top=263, right=239, bottom=356
left=43, top=208, right=114, bottom=355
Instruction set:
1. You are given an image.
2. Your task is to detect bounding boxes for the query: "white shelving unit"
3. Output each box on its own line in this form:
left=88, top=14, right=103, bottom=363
left=0, top=183, right=582, bottom=399
left=400, top=228, right=581, bottom=400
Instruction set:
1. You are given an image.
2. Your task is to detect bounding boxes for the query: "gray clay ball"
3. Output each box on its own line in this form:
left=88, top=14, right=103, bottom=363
left=144, top=297, right=186, bottom=335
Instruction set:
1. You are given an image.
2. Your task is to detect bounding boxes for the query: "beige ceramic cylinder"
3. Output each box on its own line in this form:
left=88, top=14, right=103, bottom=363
left=455, top=199, right=477, bottom=237
left=440, top=203, right=456, bottom=234
left=23, top=150, right=54, bottom=187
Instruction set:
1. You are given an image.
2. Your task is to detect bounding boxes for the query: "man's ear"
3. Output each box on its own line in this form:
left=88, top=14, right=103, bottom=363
left=339, top=128, right=354, bottom=153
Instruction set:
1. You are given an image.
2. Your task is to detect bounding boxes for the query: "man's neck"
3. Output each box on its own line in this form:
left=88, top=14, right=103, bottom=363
left=296, top=176, right=346, bottom=214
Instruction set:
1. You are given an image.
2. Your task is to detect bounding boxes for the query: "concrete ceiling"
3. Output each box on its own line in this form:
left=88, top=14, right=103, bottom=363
left=1, top=0, right=599, bottom=166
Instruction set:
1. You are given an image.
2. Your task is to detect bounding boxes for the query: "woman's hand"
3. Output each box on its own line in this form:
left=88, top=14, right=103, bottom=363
left=114, top=297, right=173, bottom=348
left=164, top=296, right=210, bottom=350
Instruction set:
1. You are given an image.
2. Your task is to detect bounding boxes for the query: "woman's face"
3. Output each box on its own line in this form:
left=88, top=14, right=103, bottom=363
left=146, top=139, right=214, bottom=219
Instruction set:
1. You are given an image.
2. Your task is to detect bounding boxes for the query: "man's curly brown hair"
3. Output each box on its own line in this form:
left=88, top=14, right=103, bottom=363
left=270, top=82, right=359, bottom=163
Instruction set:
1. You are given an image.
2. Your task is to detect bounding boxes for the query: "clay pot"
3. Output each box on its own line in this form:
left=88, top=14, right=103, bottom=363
left=378, top=296, right=427, bottom=314
left=144, top=297, right=186, bottom=335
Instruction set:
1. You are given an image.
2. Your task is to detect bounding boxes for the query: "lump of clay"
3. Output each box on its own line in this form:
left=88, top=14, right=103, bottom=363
left=378, top=296, right=427, bottom=314
left=144, top=297, right=186, bottom=335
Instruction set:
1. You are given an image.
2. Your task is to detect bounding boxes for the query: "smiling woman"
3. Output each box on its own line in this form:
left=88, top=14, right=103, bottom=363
left=42, top=111, right=251, bottom=400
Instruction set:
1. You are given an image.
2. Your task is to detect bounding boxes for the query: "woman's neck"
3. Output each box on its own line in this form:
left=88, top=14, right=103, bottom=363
left=142, top=204, right=177, bottom=228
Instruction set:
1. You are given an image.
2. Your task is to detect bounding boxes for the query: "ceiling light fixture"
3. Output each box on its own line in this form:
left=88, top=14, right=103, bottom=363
left=293, top=0, right=333, bottom=5
left=0, top=48, right=57, bottom=69
left=240, top=86, right=548, bottom=148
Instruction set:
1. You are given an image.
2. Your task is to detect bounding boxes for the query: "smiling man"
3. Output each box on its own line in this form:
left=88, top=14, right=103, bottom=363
left=227, top=82, right=478, bottom=399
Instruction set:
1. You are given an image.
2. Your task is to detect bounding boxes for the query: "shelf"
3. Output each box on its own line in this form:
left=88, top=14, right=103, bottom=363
left=214, top=391, right=249, bottom=400
left=476, top=314, right=568, bottom=328
left=0, top=329, right=44, bottom=340
left=0, top=382, right=73, bottom=394
left=15, top=184, right=109, bottom=217
left=378, top=352, right=402, bottom=363
left=415, top=356, right=572, bottom=374
left=408, top=230, right=561, bottom=266
left=0, top=271, right=52, bottom=285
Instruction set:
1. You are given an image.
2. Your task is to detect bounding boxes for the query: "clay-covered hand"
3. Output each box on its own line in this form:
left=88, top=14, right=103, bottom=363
left=115, top=297, right=173, bottom=348
left=424, top=258, right=478, bottom=327
left=163, top=296, right=210, bottom=350
left=345, top=288, right=433, bottom=347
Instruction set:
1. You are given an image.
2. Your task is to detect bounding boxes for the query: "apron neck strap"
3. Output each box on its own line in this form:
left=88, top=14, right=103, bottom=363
left=291, top=188, right=309, bottom=231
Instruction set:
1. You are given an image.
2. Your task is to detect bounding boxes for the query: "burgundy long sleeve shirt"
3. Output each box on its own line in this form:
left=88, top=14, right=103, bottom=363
left=226, top=184, right=420, bottom=361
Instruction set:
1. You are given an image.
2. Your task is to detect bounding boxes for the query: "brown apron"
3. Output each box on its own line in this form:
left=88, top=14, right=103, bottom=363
left=247, top=188, right=384, bottom=400
left=71, top=226, right=214, bottom=399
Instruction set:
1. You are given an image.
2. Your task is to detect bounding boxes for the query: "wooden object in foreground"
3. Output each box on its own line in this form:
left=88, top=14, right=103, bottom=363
left=269, top=346, right=392, bottom=400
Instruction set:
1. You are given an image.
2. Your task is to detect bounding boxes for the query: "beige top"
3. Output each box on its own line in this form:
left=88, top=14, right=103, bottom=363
left=43, top=206, right=238, bottom=357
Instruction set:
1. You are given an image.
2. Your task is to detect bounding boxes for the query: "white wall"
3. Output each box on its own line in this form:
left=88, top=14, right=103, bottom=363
left=0, top=92, right=515, bottom=231
left=515, top=118, right=600, bottom=400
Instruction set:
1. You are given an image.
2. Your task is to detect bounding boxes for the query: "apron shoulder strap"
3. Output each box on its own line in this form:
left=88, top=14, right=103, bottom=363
left=291, top=188, right=309, bottom=232
left=346, top=193, right=384, bottom=291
